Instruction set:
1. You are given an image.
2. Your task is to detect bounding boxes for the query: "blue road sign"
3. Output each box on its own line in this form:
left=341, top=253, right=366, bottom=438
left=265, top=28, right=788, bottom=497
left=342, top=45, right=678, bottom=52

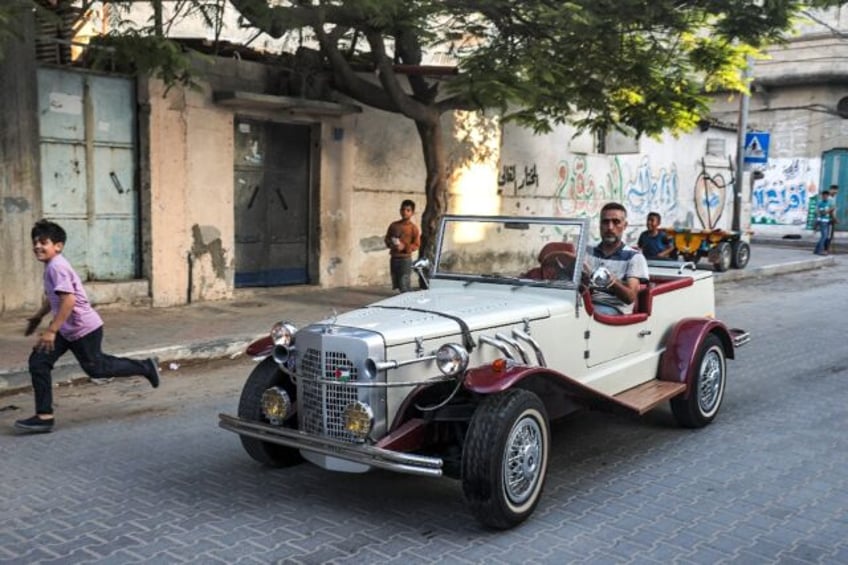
left=744, top=132, right=770, bottom=164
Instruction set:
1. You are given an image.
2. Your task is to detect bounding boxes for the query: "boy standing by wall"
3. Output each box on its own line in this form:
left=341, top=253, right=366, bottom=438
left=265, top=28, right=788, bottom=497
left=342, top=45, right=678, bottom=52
left=384, top=199, right=421, bottom=293
left=15, top=220, right=161, bottom=434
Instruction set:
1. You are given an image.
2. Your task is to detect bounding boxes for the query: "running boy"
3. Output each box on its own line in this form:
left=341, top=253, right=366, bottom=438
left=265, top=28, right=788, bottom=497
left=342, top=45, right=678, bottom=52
left=15, top=220, right=161, bottom=433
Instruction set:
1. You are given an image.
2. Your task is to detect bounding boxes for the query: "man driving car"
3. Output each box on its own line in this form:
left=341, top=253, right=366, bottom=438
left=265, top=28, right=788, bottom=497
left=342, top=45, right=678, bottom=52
left=584, top=202, right=650, bottom=315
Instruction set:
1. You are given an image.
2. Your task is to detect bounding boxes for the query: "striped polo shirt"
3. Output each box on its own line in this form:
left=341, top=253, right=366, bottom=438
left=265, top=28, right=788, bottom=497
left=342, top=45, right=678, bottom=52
left=585, top=243, right=649, bottom=314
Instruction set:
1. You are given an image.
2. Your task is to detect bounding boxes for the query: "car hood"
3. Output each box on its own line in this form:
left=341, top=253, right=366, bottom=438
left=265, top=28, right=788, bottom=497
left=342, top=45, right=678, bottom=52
left=310, top=286, right=573, bottom=346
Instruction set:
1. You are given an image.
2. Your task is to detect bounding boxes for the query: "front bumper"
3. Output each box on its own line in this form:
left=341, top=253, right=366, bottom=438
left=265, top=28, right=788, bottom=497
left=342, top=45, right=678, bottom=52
left=219, top=413, right=444, bottom=477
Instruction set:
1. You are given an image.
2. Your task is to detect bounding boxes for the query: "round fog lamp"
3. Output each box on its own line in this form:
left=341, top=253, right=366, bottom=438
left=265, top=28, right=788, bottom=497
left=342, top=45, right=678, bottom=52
left=261, top=386, right=292, bottom=425
left=270, top=321, right=297, bottom=346
left=436, top=343, right=469, bottom=376
left=343, top=401, right=374, bottom=441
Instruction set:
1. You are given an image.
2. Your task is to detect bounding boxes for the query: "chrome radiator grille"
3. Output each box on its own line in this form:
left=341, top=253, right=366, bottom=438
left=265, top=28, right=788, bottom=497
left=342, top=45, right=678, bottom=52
left=300, top=347, right=361, bottom=443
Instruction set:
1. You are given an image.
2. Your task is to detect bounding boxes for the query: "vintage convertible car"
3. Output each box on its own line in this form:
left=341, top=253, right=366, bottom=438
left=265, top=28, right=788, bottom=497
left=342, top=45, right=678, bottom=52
left=219, top=215, right=749, bottom=529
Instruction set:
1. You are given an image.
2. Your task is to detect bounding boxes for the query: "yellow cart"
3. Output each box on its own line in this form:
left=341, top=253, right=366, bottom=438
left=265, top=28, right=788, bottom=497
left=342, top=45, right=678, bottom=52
left=664, top=228, right=751, bottom=272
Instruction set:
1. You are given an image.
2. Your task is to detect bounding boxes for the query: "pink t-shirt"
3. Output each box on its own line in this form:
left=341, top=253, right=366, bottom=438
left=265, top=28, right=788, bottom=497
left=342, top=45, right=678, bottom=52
left=44, top=254, right=103, bottom=341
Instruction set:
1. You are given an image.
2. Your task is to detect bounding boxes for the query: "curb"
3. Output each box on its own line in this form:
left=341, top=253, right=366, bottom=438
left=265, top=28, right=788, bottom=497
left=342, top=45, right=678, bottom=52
left=715, top=255, right=836, bottom=284
left=0, top=334, right=263, bottom=398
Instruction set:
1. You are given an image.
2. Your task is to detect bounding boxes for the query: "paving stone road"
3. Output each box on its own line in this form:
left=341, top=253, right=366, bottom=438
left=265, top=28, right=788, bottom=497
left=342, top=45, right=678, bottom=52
left=1, top=262, right=847, bottom=564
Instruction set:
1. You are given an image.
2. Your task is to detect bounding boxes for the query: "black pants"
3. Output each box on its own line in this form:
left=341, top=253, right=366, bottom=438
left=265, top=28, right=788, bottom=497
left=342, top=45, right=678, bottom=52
left=29, top=327, right=150, bottom=414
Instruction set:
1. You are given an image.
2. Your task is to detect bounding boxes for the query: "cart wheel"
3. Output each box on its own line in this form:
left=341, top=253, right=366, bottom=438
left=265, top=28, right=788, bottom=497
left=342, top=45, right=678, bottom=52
left=730, top=241, right=750, bottom=269
left=712, top=242, right=732, bottom=272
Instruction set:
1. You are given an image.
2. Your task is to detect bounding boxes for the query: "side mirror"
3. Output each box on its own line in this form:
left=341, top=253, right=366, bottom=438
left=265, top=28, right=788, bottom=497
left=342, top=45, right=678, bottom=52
left=412, top=258, right=430, bottom=289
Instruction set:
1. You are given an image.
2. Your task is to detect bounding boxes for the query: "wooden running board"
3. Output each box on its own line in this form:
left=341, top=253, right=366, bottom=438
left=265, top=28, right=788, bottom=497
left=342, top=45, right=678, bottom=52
left=612, top=380, right=686, bottom=415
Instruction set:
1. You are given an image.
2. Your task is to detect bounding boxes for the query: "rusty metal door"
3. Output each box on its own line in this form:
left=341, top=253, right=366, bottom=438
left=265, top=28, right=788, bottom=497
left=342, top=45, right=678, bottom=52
left=234, top=119, right=311, bottom=286
left=37, top=68, right=138, bottom=279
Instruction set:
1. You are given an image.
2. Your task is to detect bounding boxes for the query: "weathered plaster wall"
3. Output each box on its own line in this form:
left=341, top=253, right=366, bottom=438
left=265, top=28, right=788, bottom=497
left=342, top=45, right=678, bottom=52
left=346, top=108, right=468, bottom=287
left=144, top=58, right=288, bottom=306
left=345, top=109, right=738, bottom=286
left=146, top=81, right=192, bottom=306
left=318, top=115, right=358, bottom=288
left=0, top=14, right=43, bottom=313
left=496, top=124, right=740, bottom=244
left=185, top=86, right=234, bottom=302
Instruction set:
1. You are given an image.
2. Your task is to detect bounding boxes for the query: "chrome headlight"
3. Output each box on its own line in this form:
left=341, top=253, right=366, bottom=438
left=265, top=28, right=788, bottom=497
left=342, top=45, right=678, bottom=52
left=270, top=321, right=297, bottom=346
left=261, top=386, right=293, bottom=425
left=436, top=343, right=469, bottom=376
left=343, top=401, right=373, bottom=441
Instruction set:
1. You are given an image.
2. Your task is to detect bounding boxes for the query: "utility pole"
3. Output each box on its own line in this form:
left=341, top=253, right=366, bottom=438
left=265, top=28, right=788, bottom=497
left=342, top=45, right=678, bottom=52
left=732, top=58, right=752, bottom=233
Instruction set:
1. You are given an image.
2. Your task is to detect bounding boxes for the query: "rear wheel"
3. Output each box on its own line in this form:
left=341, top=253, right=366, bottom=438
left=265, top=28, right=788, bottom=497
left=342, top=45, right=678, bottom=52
left=462, top=389, right=549, bottom=529
left=730, top=241, right=750, bottom=269
left=237, top=358, right=303, bottom=467
left=671, top=334, right=726, bottom=428
left=711, top=242, right=732, bottom=272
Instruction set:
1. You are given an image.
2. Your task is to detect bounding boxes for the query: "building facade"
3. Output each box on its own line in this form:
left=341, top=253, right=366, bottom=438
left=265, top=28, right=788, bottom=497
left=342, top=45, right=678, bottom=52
left=2, top=12, right=742, bottom=313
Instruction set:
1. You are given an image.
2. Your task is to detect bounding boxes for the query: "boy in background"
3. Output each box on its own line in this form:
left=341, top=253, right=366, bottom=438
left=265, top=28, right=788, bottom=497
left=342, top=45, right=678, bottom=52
left=637, top=212, right=674, bottom=259
left=384, top=199, right=421, bottom=292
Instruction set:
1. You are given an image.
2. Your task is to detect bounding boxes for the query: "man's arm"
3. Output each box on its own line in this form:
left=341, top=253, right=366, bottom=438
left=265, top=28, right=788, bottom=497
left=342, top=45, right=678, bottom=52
left=607, top=275, right=640, bottom=305
left=609, top=253, right=649, bottom=304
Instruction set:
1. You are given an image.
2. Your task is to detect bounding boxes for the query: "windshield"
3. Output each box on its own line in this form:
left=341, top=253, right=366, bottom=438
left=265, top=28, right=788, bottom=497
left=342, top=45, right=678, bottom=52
left=433, top=216, right=589, bottom=287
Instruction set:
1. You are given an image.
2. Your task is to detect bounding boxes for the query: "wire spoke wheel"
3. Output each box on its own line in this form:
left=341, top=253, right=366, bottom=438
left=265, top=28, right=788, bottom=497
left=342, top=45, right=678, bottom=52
left=671, top=334, right=726, bottom=428
left=503, top=415, right=543, bottom=505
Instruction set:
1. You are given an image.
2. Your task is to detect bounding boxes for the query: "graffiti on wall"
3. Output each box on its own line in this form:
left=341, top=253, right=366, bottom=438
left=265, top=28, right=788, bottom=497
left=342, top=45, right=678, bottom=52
left=693, top=162, right=730, bottom=229
left=553, top=155, right=681, bottom=225
left=497, top=164, right=539, bottom=193
left=751, top=158, right=820, bottom=225
left=553, top=156, right=623, bottom=217
left=624, top=156, right=679, bottom=220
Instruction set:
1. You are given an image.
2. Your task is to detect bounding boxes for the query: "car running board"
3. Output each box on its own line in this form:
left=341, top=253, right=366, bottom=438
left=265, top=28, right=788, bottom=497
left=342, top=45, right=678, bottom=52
left=612, top=380, right=687, bottom=415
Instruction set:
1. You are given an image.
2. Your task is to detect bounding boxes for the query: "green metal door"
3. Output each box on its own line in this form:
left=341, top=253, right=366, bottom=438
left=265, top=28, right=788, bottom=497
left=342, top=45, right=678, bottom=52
left=821, top=149, right=848, bottom=231
left=37, top=68, right=138, bottom=279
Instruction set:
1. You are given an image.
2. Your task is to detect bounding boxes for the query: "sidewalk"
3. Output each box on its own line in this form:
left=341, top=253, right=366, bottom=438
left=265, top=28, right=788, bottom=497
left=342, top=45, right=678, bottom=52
left=0, top=243, right=837, bottom=395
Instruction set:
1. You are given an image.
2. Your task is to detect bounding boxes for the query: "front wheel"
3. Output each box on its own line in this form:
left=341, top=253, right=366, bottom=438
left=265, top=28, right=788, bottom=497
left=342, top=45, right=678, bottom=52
left=237, top=357, right=303, bottom=467
left=671, top=334, right=727, bottom=428
left=462, top=389, right=550, bottom=530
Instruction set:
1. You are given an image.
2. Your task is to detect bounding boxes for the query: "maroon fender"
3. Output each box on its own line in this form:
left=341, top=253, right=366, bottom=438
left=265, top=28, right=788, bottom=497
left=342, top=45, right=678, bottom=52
left=464, top=364, right=553, bottom=394
left=246, top=335, right=274, bottom=358
left=660, top=317, right=734, bottom=391
left=376, top=418, right=429, bottom=452
left=463, top=363, right=603, bottom=400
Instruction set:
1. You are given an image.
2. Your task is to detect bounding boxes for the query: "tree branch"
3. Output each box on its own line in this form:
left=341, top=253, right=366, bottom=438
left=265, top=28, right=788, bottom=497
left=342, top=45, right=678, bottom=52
left=365, top=31, right=435, bottom=122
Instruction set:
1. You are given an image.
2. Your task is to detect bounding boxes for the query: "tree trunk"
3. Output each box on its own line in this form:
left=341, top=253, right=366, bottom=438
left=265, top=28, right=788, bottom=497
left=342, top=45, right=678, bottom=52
left=415, top=119, right=448, bottom=261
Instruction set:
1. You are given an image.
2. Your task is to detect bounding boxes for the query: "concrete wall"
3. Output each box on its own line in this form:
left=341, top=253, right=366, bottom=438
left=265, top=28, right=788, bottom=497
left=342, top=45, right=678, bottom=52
left=141, top=57, right=364, bottom=306
left=345, top=109, right=739, bottom=286
left=0, top=13, right=43, bottom=314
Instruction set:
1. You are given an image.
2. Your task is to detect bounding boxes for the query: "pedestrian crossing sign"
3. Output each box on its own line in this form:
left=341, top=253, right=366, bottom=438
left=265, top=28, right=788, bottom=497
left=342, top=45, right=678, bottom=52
left=743, top=132, right=770, bottom=164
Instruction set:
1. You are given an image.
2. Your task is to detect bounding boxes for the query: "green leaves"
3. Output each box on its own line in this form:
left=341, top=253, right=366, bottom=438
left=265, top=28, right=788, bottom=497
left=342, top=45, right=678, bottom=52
left=88, top=32, right=199, bottom=92
left=10, top=0, right=833, bottom=137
